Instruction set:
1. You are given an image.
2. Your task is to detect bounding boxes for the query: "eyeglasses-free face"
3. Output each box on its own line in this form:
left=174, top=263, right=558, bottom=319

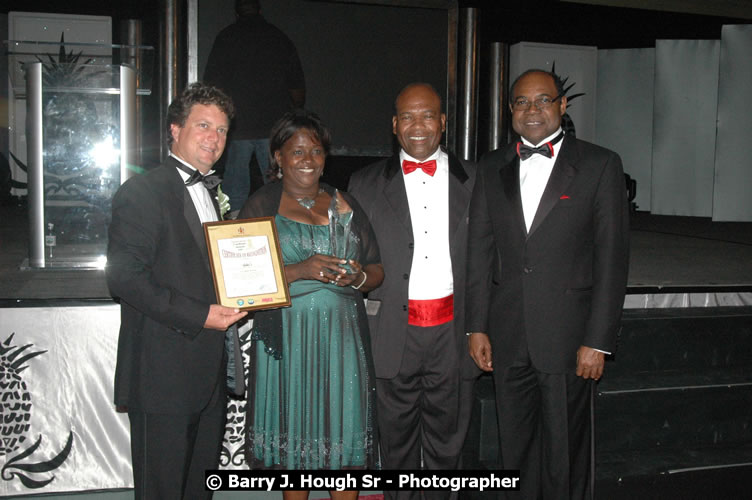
left=393, top=84, right=446, bottom=162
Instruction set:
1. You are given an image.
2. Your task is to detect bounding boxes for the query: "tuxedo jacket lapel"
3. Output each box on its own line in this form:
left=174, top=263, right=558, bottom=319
left=163, top=158, right=212, bottom=272
left=384, top=151, right=471, bottom=242
left=210, top=192, right=221, bottom=221
left=500, top=153, right=528, bottom=239
left=382, top=155, right=414, bottom=239
left=528, top=136, right=578, bottom=237
left=182, top=190, right=210, bottom=270
left=447, top=153, right=471, bottom=241
left=168, top=164, right=241, bottom=396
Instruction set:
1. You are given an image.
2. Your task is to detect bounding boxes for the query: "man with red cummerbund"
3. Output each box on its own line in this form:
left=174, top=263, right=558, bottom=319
left=348, top=83, right=478, bottom=500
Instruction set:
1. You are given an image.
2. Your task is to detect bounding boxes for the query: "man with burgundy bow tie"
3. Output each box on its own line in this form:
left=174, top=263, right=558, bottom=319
left=107, top=83, right=248, bottom=499
left=349, top=83, right=477, bottom=498
left=466, top=69, right=630, bottom=499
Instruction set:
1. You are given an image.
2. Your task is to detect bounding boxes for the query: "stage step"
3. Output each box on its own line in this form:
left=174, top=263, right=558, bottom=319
left=605, top=307, right=752, bottom=378
left=597, top=384, right=752, bottom=457
left=461, top=306, right=752, bottom=498
left=595, top=305, right=752, bottom=498
left=597, top=451, right=752, bottom=500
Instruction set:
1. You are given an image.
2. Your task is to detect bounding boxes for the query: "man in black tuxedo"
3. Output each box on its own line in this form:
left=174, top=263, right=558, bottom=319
left=107, top=83, right=247, bottom=499
left=349, top=83, right=476, bottom=499
left=466, top=70, right=629, bottom=500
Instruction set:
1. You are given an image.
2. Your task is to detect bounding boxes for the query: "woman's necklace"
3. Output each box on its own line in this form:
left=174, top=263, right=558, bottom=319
left=290, top=188, right=324, bottom=210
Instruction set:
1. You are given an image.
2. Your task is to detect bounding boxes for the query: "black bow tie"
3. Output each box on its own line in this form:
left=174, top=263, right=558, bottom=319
left=174, top=160, right=222, bottom=192
left=185, top=169, right=222, bottom=191
left=517, top=131, right=564, bottom=161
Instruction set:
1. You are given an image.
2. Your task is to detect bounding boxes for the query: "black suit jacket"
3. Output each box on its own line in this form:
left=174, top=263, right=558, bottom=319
left=466, top=136, right=630, bottom=373
left=348, top=150, right=478, bottom=379
left=107, top=158, right=227, bottom=413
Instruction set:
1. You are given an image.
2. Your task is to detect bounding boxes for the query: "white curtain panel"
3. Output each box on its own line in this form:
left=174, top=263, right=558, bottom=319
left=713, top=24, right=752, bottom=221
left=596, top=48, right=655, bottom=212
left=650, top=39, right=719, bottom=217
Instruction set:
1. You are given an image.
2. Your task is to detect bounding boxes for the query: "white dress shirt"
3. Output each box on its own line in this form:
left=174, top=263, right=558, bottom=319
left=519, top=128, right=564, bottom=232
left=401, top=148, right=453, bottom=300
left=171, top=153, right=219, bottom=224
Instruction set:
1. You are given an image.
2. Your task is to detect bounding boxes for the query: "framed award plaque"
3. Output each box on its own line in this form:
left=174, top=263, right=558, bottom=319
left=203, top=217, right=291, bottom=311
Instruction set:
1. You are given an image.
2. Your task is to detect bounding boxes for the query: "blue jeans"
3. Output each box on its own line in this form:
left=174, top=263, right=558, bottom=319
left=222, top=139, right=271, bottom=212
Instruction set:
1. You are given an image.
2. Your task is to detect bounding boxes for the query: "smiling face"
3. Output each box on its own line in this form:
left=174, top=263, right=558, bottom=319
left=170, top=103, right=229, bottom=174
left=393, top=84, right=446, bottom=161
left=276, top=128, right=326, bottom=193
left=510, top=71, right=567, bottom=146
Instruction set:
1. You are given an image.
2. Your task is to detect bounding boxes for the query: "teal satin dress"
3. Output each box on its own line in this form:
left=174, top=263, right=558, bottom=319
left=247, top=213, right=377, bottom=469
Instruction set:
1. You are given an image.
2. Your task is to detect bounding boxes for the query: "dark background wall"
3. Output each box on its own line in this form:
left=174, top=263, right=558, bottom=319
left=3, top=1, right=448, bottom=159
left=2, top=0, right=749, bottom=165
left=464, top=0, right=746, bottom=49
left=197, top=0, right=447, bottom=153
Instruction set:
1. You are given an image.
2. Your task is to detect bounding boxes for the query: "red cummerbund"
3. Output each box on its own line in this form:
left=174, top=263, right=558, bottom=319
left=408, top=294, right=454, bottom=327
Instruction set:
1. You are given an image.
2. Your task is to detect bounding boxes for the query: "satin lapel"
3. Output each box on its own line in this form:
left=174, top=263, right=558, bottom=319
left=527, top=137, right=578, bottom=237
left=164, top=159, right=212, bottom=272
left=210, top=192, right=221, bottom=221
left=500, top=155, right=528, bottom=238
left=382, top=155, right=413, bottom=238
left=183, top=191, right=210, bottom=269
left=448, top=155, right=471, bottom=240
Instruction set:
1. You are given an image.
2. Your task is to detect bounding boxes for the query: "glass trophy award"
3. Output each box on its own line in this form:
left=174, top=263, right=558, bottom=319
left=328, top=189, right=353, bottom=273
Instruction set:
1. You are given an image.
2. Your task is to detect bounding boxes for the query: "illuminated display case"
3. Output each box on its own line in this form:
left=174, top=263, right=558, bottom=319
left=6, top=40, right=153, bottom=268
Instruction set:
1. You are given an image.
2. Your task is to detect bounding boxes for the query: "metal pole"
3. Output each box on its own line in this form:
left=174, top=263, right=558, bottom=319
left=160, top=0, right=180, bottom=160
left=120, top=66, right=137, bottom=184
left=445, top=3, right=458, bottom=155
left=488, top=42, right=507, bottom=152
left=458, top=7, right=479, bottom=162
left=187, top=0, right=198, bottom=83
left=26, top=62, right=44, bottom=268
left=122, top=19, right=143, bottom=174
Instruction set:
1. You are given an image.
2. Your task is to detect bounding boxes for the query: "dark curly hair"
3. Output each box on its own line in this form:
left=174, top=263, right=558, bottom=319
left=268, top=109, right=331, bottom=177
left=166, top=82, right=235, bottom=146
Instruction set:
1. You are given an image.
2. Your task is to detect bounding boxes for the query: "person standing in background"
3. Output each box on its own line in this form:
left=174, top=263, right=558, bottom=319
left=204, top=0, right=305, bottom=217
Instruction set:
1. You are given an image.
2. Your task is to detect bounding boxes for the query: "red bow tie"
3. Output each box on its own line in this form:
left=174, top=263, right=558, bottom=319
left=402, top=159, right=437, bottom=176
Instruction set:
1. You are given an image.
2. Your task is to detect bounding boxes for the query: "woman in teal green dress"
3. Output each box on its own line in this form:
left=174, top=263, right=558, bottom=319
left=238, top=110, right=383, bottom=500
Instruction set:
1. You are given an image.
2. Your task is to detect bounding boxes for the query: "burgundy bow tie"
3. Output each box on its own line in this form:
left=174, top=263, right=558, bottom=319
left=402, top=159, right=437, bottom=176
